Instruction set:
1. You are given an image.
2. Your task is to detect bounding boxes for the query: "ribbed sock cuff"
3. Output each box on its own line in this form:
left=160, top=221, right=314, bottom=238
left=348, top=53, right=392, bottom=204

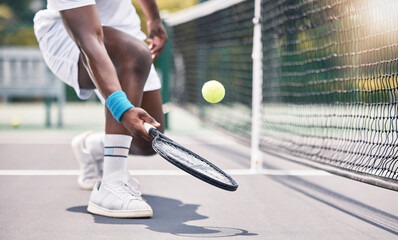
left=104, top=134, right=132, bottom=148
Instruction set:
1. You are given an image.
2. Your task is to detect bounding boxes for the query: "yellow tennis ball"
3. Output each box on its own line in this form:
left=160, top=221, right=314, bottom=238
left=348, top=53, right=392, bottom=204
left=11, top=117, right=20, bottom=128
left=201, top=80, right=225, bottom=103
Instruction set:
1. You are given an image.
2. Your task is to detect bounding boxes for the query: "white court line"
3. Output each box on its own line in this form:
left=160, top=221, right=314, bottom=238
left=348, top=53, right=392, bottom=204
left=0, top=169, right=329, bottom=176
left=0, top=138, right=239, bottom=146
left=0, top=139, right=71, bottom=145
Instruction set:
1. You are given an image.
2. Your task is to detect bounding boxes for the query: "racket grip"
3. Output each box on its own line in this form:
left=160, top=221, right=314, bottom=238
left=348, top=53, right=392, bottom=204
left=144, top=122, right=156, bottom=134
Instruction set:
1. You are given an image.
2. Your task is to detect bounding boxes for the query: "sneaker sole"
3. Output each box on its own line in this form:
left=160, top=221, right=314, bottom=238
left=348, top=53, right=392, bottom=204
left=87, top=201, right=153, bottom=218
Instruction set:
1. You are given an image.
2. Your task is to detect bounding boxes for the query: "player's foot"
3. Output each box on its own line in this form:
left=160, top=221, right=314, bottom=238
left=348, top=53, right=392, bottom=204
left=87, top=171, right=153, bottom=218
left=71, top=132, right=103, bottom=190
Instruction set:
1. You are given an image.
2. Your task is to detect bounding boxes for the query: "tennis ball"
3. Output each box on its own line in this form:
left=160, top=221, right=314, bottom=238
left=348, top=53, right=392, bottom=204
left=10, top=117, right=20, bottom=128
left=201, top=80, right=225, bottom=103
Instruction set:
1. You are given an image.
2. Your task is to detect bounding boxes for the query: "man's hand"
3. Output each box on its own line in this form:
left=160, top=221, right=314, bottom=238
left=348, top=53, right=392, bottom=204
left=121, top=107, right=160, bottom=140
left=136, top=0, right=167, bottom=60
left=146, top=19, right=167, bottom=61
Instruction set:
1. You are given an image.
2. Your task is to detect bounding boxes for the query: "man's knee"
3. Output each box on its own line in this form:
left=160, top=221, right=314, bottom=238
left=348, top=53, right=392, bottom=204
left=103, top=27, right=152, bottom=80
left=123, top=40, right=152, bottom=75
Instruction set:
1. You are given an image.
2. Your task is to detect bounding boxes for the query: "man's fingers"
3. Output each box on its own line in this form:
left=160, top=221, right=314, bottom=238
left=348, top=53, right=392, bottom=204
left=139, top=117, right=160, bottom=140
left=140, top=111, right=160, bottom=127
left=149, top=39, right=164, bottom=49
left=147, top=38, right=164, bottom=59
left=149, top=41, right=165, bottom=59
left=152, top=49, right=164, bottom=60
left=145, top=117, right=160, bottom=128
left=147, top=26, right=167, bottom=60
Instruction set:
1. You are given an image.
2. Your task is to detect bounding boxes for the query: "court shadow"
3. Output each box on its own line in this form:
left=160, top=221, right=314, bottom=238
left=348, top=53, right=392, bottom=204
left=67, top=195, right=257, bottom=238
left=262, top=160, right=398, bottom=236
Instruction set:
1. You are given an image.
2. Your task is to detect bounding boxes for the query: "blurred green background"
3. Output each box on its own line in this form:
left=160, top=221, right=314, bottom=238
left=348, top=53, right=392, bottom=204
left=0, top=0, right=198, bottom=102
left=0, top=0, right=198, bottom=46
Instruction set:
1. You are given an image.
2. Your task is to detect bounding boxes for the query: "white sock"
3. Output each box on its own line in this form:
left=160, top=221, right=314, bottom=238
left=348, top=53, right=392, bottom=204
left=84, top=132, right=105, bottom=160
left=102, top=134, right=132, bottom=179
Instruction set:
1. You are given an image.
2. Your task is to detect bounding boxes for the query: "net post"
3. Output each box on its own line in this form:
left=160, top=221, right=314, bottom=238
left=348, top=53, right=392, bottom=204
left=250, top=0, right=263, bottom=171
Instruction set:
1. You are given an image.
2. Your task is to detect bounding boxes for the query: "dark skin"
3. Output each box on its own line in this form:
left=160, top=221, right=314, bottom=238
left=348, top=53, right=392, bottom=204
left=60, top=1, right=167, bottom=155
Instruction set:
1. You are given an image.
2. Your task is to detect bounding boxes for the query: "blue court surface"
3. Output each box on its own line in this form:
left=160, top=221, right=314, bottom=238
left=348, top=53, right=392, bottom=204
left=0, top=106, right=397, bottom=240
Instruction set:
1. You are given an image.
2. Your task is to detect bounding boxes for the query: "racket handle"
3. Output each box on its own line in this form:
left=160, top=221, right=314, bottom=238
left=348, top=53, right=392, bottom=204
left=144, top=122, right=156, bottom=135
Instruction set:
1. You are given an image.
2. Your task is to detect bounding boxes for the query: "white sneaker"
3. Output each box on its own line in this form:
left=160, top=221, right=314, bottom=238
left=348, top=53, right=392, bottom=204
left=87, top=171, right=153, bottom=218
left=71, top=132, right=103, bottom=190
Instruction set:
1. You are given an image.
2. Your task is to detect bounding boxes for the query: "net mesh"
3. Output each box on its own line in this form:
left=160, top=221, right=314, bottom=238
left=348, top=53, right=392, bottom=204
left=261, top=0, right=398, bottom=181
left=171, top=0, right=254, bottom=136
left=169, top=0, right=398, bottom=186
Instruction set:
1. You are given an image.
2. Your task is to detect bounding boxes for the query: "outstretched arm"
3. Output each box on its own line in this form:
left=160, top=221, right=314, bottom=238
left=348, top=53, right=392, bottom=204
left=137, top=0, right=168, bottom=60
left=60, top=5, right=159, bottom=138
left=60, top=6, right=119, bottom=98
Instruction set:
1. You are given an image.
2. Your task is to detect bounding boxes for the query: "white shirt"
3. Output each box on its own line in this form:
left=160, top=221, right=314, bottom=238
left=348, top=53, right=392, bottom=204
left=35, top=0, right=146, bottom=41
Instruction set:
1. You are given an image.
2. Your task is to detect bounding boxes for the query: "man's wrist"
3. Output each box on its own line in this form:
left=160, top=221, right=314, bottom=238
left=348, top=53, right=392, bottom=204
left=147, top=17, right=162, bottom=26
left=106, top=91, right=135, bottom=122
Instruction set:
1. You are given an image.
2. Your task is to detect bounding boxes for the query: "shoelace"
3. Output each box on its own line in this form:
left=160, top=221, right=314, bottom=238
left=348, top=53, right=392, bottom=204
left=105, top=177, right=142, bottom=200
left=125, top=177, right=142, bottom=197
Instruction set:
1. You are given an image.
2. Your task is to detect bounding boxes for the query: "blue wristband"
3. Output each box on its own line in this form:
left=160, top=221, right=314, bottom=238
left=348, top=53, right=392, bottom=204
left=106, top=91, right=135, bottom=122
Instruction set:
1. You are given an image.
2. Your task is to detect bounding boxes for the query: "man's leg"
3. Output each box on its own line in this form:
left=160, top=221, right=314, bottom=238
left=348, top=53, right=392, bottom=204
left=129, top=89, right=165, bottom=155
left=102, top=27, right=152, bottom=134
left=77, top=26, right=165, bottom=156
left=91, top=27, right=155, bottom=217
left=60, top=5, right=156, bottom=218
left=72, top=24, right=156, bottom=217
left=73, top=34, right=165, bottom=190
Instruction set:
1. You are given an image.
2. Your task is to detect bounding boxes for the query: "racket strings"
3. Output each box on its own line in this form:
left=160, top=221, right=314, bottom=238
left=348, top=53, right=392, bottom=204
left=156, top=139, right=233, bottom=184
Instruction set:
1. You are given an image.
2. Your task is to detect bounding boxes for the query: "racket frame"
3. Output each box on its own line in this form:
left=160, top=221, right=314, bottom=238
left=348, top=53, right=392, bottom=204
left=144, top=123, right=238, bottom=191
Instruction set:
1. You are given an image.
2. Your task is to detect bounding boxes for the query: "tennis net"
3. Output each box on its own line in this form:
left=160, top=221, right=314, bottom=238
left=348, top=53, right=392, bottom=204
left=167, top=0, right=398, bottom=190
left=168, top=0, right=254, bottom=136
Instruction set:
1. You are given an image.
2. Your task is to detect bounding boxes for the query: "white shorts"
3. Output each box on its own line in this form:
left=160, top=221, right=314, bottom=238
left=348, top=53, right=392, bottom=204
left=33, top=9, right=161, bottom=101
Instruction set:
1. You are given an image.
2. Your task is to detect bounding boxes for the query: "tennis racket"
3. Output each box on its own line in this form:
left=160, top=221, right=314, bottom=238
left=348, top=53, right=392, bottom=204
left=144, top=123, right=238, bottom=191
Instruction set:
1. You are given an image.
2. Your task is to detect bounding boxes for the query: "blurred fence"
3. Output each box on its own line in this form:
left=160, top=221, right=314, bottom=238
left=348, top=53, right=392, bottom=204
left=0, top=0, right=178, bottom=129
